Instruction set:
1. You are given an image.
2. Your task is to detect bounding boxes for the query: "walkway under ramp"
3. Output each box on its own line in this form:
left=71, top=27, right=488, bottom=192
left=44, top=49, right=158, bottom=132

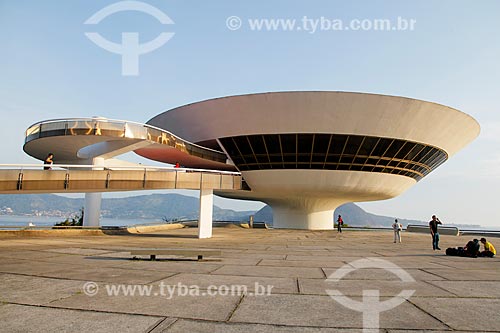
left=0, top=168, right=242, bottom=194
left=0, top=167, right=244, bottom=239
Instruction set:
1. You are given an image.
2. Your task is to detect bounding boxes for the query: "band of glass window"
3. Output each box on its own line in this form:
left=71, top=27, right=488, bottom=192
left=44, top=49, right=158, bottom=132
left=219, top=134, right=448, bottom=181
left=25, top=120, right=227, bottom=163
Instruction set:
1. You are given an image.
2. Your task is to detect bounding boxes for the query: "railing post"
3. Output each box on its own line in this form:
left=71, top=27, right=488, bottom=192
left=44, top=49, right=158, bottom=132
left=16, top=172, right=23, bottom=190
left=105, top=171, right=110, bottom=189
left=64, top=173, right=70, bottom=190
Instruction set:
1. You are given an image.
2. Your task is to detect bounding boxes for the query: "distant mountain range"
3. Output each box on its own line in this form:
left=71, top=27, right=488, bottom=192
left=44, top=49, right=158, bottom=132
left=0, top=194, right=253, bottom=222
left=0, top=193, right=427, bottom=227
left=254, top=203, right=425, bottom=227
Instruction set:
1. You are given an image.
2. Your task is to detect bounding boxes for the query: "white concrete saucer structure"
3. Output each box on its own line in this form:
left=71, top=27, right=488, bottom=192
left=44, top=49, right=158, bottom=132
left=23, top=92, right=480, bottom=230
left=141, top=92, right=480, bottom=229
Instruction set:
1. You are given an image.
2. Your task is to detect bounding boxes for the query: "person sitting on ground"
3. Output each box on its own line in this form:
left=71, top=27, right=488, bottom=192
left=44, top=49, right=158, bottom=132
left=464, top=239, right=481, bottom=258
left=479, top=238, right=496, bottom=257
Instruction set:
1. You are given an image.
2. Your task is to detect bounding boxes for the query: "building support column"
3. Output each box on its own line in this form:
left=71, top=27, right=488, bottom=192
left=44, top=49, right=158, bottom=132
left=83, top=157, right=104, bottom=227
left=83, top=193, right=102, bottom=227
left=198, top=188, right=213, bottom=239
left=272, top=206, right=335, bottom=230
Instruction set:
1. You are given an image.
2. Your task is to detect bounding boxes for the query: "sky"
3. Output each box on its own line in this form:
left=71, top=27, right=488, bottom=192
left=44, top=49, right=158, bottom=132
left=1, top=0, right=499, bottom=227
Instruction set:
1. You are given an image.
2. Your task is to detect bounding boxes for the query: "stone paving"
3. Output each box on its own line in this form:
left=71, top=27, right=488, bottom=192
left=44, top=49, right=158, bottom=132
left=0, top=227, right=499, bottom=332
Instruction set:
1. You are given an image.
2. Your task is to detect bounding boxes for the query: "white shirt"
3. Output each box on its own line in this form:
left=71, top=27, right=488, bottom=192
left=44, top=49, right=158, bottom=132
left=392, top=223, right=402, bottom=231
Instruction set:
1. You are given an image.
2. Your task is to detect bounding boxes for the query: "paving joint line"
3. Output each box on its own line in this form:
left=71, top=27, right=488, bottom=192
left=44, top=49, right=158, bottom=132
left=406, top=298, right=454, bottom=330
left=147, top=317, right=178, bottom=333
left=0, top=271, right=98, bottom=283
left=143, top=273, right=181, bottom=285
left=421, top=280, right=460, bottom=297
left=225, top=294, right=245, bottom=322
left=419, top=268, right=450, bottom=280
left=46, top=292, right=82, bottom=305
left=2, top=301, right=167, bottom=318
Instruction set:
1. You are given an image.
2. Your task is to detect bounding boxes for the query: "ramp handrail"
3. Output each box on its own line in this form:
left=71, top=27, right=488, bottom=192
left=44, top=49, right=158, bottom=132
left=0, top=164, right=241, bottom=176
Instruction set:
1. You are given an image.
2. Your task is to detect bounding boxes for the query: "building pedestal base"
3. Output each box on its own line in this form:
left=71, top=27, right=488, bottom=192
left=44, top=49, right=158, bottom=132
left=272, top=207, right=335, bottom=230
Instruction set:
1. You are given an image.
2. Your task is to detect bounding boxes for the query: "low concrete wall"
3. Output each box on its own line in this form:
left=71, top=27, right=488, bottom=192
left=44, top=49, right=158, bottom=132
left=252, top=222, right=269, bottom=229
left=0, top=229, right=106, bottom=238
left=181, top=221, right=250, bottom=228
left=406, top=224, right=459, bottom=236
left=0, top=223, right=185, bottom=237
left=126, top=223, right=185, bottom=233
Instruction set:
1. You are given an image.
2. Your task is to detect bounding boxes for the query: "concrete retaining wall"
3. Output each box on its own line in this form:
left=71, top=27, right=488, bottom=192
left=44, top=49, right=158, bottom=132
left=406, top=224, right=459, bottom=236
left=0, top=229, right=106, bottom=238
left=0, top=223, right=185, bottom=237
left=126, top=223, right=185, bottom=233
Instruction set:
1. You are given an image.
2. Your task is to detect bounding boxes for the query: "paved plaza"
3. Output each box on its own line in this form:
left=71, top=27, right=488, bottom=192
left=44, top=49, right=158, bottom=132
left=0, top=227, right=499, bottom=332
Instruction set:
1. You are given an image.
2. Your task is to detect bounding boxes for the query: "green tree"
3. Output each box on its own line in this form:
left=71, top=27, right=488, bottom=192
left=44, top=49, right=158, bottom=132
left=55, top=207, right=84, bottom=227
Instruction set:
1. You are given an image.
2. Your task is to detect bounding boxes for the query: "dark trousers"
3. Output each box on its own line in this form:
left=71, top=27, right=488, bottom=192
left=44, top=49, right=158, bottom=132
left=479, top=251, right=495, bottom=258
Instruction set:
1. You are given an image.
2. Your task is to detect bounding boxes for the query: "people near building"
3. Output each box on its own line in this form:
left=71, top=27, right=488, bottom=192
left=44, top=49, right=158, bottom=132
left=174, top=162, right=181, bottom=168
left=429, top=215, right=442, bottom=250
left=392, top=218, right=403, bottom=243
left=43, top=153, right=54, bottom=170
left=479, top=238, right=496, bottom=257
left=446, top=239, right=481, bottom=258
left=336, top=215, right=343, bottom=233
